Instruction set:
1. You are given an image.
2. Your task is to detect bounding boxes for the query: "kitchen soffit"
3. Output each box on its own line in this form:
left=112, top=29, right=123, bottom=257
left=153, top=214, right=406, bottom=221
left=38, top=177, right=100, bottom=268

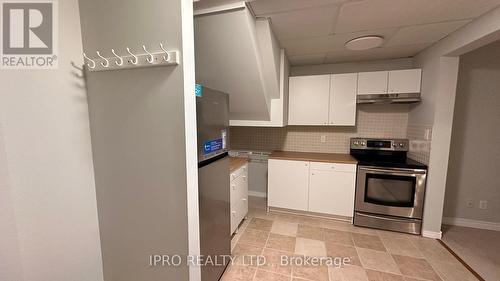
left=249, top=0, right=500, bottom=65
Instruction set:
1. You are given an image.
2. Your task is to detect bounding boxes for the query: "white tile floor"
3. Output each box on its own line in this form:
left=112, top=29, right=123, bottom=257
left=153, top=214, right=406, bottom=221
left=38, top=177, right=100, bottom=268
left=223, top=197, right=479, bottom=281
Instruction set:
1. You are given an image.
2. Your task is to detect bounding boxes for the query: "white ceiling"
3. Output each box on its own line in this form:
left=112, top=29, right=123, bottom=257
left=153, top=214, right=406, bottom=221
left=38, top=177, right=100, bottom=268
left=248, top=0, right=500, bottom=65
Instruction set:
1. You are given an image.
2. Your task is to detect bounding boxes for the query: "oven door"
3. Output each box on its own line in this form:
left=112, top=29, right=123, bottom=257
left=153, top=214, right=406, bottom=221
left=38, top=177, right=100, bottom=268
left=355, top=166, right=427, bottom=219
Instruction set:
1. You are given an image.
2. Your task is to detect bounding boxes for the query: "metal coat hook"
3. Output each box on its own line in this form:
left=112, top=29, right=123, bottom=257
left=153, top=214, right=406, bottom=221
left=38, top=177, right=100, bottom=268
left=111, top=49, right=123, bottom=66
left=142, top=45, right=154, bottom=64
left=82, top=53, right=96, bottom=69
left=159, top=43, right=170, bottom=62
left=86, top=45, right=178, bottom=71
left=126, top=47, right=138, bottom=65
left=96, top=51, right=109, bottom=68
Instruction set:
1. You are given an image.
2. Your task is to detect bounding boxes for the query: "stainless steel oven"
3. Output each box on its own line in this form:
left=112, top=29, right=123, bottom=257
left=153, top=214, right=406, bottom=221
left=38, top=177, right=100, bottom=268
left=356, top=166, right=426, bottom=217
left=351, top=138, right=428, bottom=235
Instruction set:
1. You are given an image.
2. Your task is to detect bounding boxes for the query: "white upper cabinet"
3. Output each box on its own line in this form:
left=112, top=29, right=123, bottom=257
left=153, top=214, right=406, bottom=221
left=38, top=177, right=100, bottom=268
left=329, top=73, right=358, bottom=126
left=289, top=74, right=357, bottom=126
left=358, top=69, right=422, bottom=95
left=357, top=71, right=389, bottom=95
left=288, top=68, right=421, bottom=126
left=288, top=75, right=331, bottom=125
left=388, top=69, right=422, bottom=94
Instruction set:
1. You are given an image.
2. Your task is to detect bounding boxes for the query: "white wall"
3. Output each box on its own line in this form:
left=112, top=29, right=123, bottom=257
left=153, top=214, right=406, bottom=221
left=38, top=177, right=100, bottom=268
left=290, top=58, right=414, bottom=76
left=412, top=54, right=459, bottom=238
left=410, top=5, right=500, bottom=237
left=443, top=40, right=500, bottom=224
left=0, top=0, right=104, bottom=280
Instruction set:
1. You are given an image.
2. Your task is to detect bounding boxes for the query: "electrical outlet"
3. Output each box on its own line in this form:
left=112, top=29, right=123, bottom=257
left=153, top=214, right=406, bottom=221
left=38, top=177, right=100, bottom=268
left=320, top=135, right=326, bottom=143
left=479, top=200, right=488, bottom=210
left=466, top=199, right=474, bottom=208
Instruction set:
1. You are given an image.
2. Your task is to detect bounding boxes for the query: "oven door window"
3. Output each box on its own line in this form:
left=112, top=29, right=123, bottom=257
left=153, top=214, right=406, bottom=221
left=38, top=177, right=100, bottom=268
left=364, top=174, right=416, bottom=207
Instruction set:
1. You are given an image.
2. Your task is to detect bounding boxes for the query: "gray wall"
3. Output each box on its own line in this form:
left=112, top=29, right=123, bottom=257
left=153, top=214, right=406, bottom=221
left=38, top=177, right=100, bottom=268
left=443, top=40, right=500, bottom=223
left=79, top=0, right=193, bottom=280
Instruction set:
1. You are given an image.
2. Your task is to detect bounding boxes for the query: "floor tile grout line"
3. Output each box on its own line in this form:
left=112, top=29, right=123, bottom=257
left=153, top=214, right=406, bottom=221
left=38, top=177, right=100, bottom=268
left=245, top=202, right=474, bottom=281
left=408, top=237, right=467, bottom=281
left=254, top=267, right=293, bottom=280
left=253, top=218, right=272, bottom=281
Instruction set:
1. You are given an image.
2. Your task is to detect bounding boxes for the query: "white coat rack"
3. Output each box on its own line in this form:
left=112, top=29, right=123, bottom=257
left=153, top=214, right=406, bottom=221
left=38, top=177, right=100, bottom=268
left=82, top=43, right=179, bottom=72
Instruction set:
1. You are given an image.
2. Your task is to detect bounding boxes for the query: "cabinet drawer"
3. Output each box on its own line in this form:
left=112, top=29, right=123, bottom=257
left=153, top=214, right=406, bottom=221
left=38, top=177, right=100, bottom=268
left=230, top=163, right=248, bottom=180
left=309, top=162, right=356, bottom=173
left=230, top=175, right=247, bottom=203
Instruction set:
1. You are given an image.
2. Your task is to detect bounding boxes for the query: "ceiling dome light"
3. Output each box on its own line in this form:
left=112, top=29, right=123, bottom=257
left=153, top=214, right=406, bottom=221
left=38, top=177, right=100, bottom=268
left=345, top=36, right=384, bottom=51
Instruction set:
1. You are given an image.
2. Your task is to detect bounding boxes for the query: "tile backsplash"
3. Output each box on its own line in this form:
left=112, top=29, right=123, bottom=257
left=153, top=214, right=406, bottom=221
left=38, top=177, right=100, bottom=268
left=230, top=104, right=409, bottom=154
left=407, top=124, right=433, bottom=165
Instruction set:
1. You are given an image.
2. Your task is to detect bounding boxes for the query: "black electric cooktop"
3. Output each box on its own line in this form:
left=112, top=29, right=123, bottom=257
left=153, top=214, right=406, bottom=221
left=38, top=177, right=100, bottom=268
left=350, top=150, right=428, bottom=170
left=353, top=157, right=428, bottom=169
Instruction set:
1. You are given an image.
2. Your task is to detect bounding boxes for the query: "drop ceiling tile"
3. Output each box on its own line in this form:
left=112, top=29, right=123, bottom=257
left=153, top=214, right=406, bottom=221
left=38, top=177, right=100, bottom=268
left=335, top=0, right=500, bottom=33
left=324, top=43, right=431, bottom=63
left=288, top=54, right=327, bottom=66
left=281, top=28, right=396, bottom=56
left=281, top=36, right=336, bottom=56
left=269, top=5, right=339, bottom=40
left=386, top=20, right=471, bottom=47
left=249, top=0, right=346, bottom=16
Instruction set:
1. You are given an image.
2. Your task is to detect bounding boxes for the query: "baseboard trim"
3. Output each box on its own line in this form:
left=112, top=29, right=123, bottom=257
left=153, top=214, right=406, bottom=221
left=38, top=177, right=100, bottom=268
left=442, top=217, right=500, bottom=231
left=422, top=230, right=442, bottom=239
left=248, top=191, right=267, bottom=198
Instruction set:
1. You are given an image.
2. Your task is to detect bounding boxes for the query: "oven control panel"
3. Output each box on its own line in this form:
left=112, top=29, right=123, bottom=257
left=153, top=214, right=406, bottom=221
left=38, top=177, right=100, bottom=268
left=350, top=138, right=409, bottom=151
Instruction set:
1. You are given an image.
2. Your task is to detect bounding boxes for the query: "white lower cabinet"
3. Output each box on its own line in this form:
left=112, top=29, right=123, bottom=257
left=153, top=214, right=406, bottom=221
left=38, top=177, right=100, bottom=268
left=230, top=163, right=248, bottom=234
left=268, top=159, right=356, bottom=218
left=268, top=159, right=310, bottom=211
left=309, top=168, right=356, bottom=217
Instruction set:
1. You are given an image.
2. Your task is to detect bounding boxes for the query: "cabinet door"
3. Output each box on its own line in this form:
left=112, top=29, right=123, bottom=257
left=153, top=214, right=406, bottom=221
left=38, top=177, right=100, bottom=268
left=357, top=71, right=388, bottom=95
left=308, top=168, right=356, bottom=217
left=268, top=159, right=310, bottom=211
left=288, top=75, right=330, bottom=125
left=329, top=73, right=357, bottom=126
left=388, top=69, right=421, bottom=94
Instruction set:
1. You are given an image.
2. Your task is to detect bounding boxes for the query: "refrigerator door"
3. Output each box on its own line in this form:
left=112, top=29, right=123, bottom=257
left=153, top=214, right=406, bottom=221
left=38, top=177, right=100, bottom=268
left=196, top=87, right=230, bottom=163
left=196, top=85, right=231, bottom=281
left=198, top=154, right=231, bottom=281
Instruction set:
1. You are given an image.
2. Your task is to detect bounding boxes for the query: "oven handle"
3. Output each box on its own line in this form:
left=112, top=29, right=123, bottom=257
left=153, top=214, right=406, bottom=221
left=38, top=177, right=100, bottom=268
left=359, top=167, right=427, bottom=176
left=356, top=212, right=422, bottom=222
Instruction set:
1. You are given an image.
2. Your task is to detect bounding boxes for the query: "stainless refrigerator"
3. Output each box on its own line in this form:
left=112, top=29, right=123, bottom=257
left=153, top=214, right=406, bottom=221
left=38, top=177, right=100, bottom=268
left=196, top=86, right=231, bottom=281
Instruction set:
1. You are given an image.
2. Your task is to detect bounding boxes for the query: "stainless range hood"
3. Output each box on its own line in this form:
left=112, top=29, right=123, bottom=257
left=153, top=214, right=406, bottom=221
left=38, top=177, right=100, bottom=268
left=357, top=93, right=421, bottom=104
